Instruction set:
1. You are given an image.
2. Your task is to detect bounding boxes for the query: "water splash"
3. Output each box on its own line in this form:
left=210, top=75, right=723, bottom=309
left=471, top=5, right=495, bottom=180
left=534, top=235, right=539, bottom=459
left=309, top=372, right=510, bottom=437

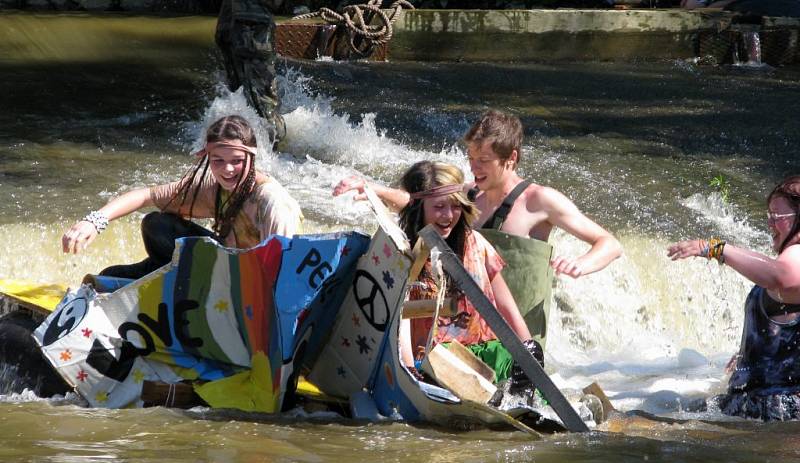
left=206, top=70, right=762, bottom=415
left=733, top=31, right=770, bottom=70
left=180, top=84, right=277, bottom=162
left=266, top=68, right=471, bottom=229
left=545, top=193, right=764, bottom=414
left=681, top=192, right=770, bottom=248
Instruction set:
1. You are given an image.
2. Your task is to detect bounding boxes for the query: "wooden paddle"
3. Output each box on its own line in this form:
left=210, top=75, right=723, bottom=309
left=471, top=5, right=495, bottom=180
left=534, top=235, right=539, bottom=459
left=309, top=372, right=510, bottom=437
left=418, top=225, right=589, bottom=433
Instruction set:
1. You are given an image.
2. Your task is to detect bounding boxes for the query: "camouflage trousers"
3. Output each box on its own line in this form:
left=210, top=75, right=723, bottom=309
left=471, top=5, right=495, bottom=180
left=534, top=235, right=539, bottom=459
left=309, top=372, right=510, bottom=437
left=216, top=0, right=286, bottom=143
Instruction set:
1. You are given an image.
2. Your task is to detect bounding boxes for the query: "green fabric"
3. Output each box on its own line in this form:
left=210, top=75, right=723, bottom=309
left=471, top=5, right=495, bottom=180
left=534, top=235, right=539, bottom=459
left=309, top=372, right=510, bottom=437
left=479, top=229, right=554, bottom=349
left=465, top=339, right=515, bottom=382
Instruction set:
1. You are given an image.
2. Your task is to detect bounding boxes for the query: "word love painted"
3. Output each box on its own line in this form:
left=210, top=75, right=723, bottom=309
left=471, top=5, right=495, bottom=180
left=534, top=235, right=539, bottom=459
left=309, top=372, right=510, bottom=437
left=87, top=299, right=203, bottom=382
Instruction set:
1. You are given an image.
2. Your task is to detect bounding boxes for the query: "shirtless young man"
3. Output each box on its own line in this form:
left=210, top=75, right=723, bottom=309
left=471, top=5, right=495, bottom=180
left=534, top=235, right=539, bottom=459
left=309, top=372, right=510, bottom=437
left=333, top=109, right=622, bottom=279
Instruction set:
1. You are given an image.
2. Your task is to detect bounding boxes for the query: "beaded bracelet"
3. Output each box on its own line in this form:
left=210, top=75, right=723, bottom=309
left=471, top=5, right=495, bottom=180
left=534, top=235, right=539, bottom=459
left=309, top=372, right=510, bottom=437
left=706, top=237, right=726, bottom=264
left=82, top=210, right=109, bottom=234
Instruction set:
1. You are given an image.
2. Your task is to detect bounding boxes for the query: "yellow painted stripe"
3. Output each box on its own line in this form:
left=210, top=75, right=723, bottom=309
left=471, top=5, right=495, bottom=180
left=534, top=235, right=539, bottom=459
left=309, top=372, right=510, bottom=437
left=296, top=377, right=344, bottom=404
left=0, top=279, right=68, bottom=312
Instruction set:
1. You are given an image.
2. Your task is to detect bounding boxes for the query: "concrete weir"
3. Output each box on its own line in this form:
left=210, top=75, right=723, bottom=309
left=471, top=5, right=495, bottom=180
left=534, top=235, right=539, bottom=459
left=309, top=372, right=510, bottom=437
left=384, top=9, right=799, bottom=63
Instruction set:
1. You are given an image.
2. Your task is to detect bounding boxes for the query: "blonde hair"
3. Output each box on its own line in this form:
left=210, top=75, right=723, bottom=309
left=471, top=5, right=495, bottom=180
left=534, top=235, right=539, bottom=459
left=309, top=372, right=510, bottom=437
left=398, top=161, right=477, bottom=255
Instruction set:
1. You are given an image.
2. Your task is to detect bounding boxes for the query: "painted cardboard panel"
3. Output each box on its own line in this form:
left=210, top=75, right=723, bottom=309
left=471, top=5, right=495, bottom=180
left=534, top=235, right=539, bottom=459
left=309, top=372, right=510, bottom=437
left=306, top=226, right=412, bottom=398
left=307, top=187, right=412, bottom=398
left=33, top=232, right=369, bottom=410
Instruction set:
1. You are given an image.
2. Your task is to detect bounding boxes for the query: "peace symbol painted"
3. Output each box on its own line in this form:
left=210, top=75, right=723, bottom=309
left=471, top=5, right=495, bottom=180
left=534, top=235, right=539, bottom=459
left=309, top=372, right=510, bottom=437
left=352, top=270, right=389, bottom=331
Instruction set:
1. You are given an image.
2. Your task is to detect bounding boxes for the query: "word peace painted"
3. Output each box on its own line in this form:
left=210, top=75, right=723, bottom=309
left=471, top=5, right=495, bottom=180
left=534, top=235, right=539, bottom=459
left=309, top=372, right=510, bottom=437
left=296, top=248, right=333, bottom=289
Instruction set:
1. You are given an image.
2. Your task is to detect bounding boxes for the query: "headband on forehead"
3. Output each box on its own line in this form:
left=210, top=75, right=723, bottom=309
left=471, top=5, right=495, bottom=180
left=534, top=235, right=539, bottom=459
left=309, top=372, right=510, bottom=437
left=193, top=141, right=258, bottom=158
left=409, top=184, right=464, bottom=200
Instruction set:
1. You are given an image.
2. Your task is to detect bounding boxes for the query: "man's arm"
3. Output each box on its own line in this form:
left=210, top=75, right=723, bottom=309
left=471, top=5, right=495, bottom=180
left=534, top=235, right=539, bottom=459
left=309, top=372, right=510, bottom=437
left=332, top=176, right=411, bottom=212
left=333, top=176, right=476, bottom=212
left=537, top=187, right=622, bottom=278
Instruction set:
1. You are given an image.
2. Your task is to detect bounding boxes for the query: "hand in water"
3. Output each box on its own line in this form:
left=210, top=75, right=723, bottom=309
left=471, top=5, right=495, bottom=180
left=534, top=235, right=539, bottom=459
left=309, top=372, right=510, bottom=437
left=666, top=239, right=706, bottom=260
left=61, top=221, right=99, bottom=254
left=550, top=255, right=584, bottom=278
left=332, top=175, right=368, bottom=201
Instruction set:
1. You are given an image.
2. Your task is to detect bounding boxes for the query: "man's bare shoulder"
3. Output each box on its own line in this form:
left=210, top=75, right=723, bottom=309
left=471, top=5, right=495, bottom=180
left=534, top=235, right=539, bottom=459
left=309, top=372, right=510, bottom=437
left=522, top=183, right=578, bottom=214
left=521, top=183, right=555, bottom=204
left=500, top=182, right=552, bottom=239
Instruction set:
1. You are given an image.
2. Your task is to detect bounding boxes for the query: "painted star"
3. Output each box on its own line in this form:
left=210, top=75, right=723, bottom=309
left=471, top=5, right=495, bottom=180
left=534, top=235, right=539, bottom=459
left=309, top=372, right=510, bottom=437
left=245, top=305, right=254, bottom=320
left=341, top=337, right=351, bottom=347
left=356, top=335, right=371, bottom=355
left=393, top=257, right=407, bottom=273
left=341, top=246, right=350, bottom=257
left=337, top=366, right=346, bottom=378
left=76, top=370, right=88, bottom=382
left=352, top=314, right=360, bottom=327
left=372, top=254, right=380, bottom=266
left=59, top=349, right=72, bottom=361
left=214, top=299, right=229, bottom=313
left=382, top=271, right=394, bottom=289
left=95, top=391, right=109, bottom=404
left=383, top=242, right=392, bottom=258
left=81, top=328, right=93, bottom=338
left=132, top=369, right=146, bottom=384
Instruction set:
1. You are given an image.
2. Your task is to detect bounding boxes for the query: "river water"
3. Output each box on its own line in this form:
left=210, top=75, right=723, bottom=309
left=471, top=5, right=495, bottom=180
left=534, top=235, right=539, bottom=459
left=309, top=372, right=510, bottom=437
left=2, top=11, right=800, bottom=462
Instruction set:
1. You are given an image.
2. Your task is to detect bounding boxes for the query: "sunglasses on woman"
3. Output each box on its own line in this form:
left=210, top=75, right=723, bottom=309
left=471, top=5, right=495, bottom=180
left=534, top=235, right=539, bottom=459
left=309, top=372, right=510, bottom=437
left=767, top=211, right=797, bottom=224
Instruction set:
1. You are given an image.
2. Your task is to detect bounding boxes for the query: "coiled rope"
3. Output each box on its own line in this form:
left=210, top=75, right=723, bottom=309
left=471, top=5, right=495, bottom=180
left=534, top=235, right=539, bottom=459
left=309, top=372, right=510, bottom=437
left=292, top=0, right=414, bottom=56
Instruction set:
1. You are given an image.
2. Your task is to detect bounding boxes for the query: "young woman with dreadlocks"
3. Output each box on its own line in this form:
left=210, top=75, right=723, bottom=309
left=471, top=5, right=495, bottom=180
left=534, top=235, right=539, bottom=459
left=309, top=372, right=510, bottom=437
left=395, top=161, right=535, bottom=387
left=668, top=175, right=800, bottom=421
left=61, top=115, right=303, bottom=279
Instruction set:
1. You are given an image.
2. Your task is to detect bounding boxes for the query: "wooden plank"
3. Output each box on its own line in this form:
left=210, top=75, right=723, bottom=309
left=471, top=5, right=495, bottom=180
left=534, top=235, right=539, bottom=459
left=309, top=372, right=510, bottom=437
left=275, top=23, right=388, bottom=61
left=459, top=399, right=543, bottom=437
left=422, top=343, right=497, bottom=404
left=418, top=225, right=589, bottom=433
left=401, top=298, right=456, bottom=319
left=0, top=280, right=66, bottom=319
left=447, top=339, right=496, bottom=384
left=582, top=381, right=616, bottom=423
left=141, top=381, right=205, bottom=409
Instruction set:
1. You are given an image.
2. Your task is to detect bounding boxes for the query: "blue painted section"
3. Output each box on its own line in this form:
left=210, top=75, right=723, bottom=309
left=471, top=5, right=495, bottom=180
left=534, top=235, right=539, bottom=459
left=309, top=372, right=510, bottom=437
left=82, top=275, right=134, bottom=293
left=274, top=232, right=370, bottom=364
left=369, top=315, right=423, bottom=423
